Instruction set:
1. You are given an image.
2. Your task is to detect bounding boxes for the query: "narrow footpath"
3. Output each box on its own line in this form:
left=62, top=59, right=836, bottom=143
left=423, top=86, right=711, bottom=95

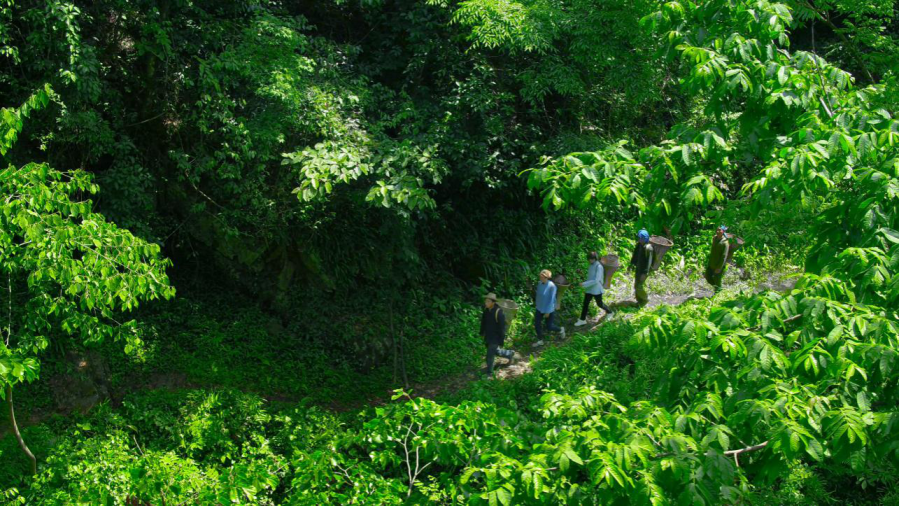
left=2, top=268, right=799, bottom=435
left=329, top=268, right=799, bottom=411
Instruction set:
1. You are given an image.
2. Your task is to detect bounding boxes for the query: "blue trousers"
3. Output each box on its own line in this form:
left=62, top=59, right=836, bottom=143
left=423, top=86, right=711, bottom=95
left=535, top=310, right=561, bottom=339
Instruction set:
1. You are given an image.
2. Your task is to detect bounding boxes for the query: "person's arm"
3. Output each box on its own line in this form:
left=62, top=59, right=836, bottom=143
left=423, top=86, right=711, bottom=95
left=596, top=263, right=605, bottom=287
left=629, top=244, right=638, bottom=270
left=549, top=282, right=557, bottom=303
left=498, top=309, right=506, bottom=333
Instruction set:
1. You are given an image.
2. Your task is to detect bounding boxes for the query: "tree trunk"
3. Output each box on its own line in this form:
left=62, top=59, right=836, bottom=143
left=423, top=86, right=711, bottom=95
left=388, top=296, right=409, bottom=388
left=6, top=384, right=36, bottom=475
left=390, top=300, right=398, bottom=385
left=399, top=328, right=408, bottom=388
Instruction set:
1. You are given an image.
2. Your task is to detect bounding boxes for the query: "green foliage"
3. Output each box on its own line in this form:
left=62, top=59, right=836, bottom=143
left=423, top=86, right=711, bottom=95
left=527, top=0, right=899, bottom=306
left=12, top=392, right=285, bottom=504
left=6, top=239, right=896, bottom=504
left=0, top=158, right=174, bottom=391
left=91, top=282, right=484, bottom=405
left=787, top=0, right=899, bottom=89
left=2, top=0, right=899, bottom=503
left=0, top=85, right=51, bottom=156
left=0, top=0, right=684, bottom=295
left=444, top=0, right=668, bottom=118
left=0, top=87, right=173, bottom=478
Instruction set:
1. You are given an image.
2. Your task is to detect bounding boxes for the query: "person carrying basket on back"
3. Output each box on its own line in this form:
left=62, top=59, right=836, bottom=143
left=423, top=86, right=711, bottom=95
left=630, top=229, right=654, bottom=306
left=575, top=251, right=613, bottom=326
left=534, top=269, right=565, bottom=347
left=705, top=225, right=730, bottom=292
left=480, top=293, right=515, bottom=379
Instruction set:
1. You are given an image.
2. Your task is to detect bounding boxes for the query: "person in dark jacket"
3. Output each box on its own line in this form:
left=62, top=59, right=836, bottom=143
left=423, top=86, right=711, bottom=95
left=704, top=225, right=730, bottom=291
left=481, top=293, right=515, bottom=377
left=630, top=229, right=654, bottom=306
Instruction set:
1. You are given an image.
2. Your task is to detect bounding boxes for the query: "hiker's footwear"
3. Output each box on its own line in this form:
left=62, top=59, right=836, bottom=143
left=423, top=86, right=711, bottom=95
left=498, top=348, right=515, bottom=364
left=560, top=327, right=567, bottom=339
left=574, top=319, right=588, bottom=327
left=604, top=312, right=614, bottom=321
left=534, top=340, right=545, bottom=347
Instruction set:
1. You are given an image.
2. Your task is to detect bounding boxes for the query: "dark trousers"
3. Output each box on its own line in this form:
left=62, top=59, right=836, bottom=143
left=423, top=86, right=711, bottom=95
left=634, top=274, right=648, bottom=305
left=486, top=344, right=514, bottom=374
left=535, top=310, right=561, bottom=339
left=580, top=293, right=611, bottom=320
left=705, top=267, right=725, bottom=291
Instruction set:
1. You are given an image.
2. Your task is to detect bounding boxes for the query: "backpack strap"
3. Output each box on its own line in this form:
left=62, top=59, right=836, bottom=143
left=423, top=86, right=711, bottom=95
left=495, top=307, right=503, bottom=322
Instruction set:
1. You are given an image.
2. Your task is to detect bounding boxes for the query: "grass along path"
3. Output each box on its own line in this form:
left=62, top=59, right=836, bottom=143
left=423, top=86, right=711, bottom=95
left=1, top=263, right=801, bottom=427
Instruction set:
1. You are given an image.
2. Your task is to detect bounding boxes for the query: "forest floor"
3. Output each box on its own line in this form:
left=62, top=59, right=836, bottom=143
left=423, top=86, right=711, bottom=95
left=326, top=265, right=800, bottom=411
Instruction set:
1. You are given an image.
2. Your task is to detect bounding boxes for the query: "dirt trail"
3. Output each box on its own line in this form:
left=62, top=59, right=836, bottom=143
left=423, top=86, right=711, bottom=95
left=3, top=269, right=799, bottom=432
left=328, top=268, right=799, bottom=411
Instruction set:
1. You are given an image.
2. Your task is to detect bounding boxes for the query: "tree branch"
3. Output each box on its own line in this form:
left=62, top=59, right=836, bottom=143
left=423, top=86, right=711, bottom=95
left=800, top=0, right=874, bottom=83
left=6, top=384, right=36, bottom=475
left=5, top=272, right=11, bottom=347
left=655, top=440, right=769, bottom=460
left=402, top=422, right=414, bottom=496
left=723, top=441, right=768, bottom=456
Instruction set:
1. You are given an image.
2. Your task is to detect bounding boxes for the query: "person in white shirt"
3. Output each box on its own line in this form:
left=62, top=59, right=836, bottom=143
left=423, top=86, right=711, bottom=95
left=575, top=251, right=614, bottom=326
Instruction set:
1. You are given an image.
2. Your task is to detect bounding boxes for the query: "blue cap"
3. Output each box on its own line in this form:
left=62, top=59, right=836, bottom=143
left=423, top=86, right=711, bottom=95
left=718, top=225, right=728, bottom=231
left=637, top=229, right=649, bottom=241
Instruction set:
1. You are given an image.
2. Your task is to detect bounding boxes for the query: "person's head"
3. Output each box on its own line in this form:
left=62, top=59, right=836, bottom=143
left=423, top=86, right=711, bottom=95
left=588, top=251, right=598, bottom=264
left=716, top=225, right=727, bottom=238
left=637, top=229, right=650, bottom=243
left=484, top=293, right=497, bottom=308
left=539, top=269, right=552, bottom=283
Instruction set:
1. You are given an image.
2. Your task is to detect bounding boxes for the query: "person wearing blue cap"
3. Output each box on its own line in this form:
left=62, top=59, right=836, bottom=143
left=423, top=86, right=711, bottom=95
left=630, top=229, right=654, bottom=305
left=705, top=225, right=730, bottom=291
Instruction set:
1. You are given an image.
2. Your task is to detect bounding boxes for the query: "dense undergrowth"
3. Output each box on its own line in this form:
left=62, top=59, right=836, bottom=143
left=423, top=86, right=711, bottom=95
left=5, top=266, right=899, bottom=504
left=7, top=199, right=806, bottom=421
left=0, top=212, right=820, bottom=504
left=3, top=0, right=899, bottom=503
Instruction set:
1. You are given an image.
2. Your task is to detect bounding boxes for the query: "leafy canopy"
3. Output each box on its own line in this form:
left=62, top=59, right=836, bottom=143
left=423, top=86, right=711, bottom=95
left=1, top=88, right=174, bottom=393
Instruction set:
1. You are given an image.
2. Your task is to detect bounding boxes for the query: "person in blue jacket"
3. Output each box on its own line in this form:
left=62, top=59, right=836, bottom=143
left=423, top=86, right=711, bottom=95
left=534, top=269, right=565, bottom=347
left=575, top=251, right=613, bottom=326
